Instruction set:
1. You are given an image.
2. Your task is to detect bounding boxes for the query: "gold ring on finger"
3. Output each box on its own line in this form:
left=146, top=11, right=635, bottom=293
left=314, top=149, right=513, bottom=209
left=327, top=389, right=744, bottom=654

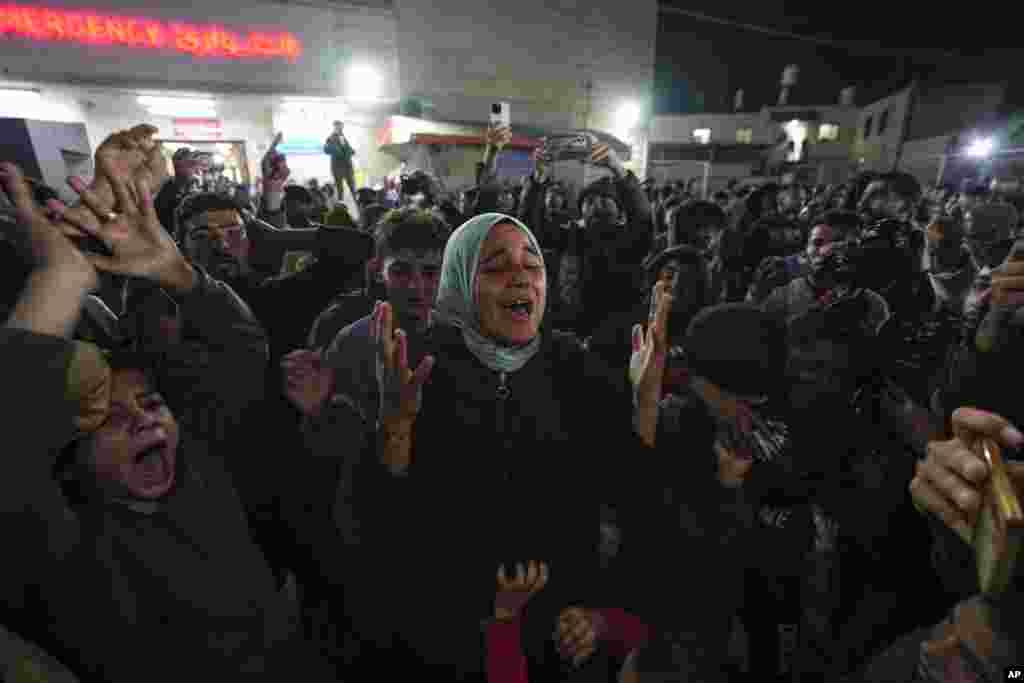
left=103, top=211, right=119, bottom=223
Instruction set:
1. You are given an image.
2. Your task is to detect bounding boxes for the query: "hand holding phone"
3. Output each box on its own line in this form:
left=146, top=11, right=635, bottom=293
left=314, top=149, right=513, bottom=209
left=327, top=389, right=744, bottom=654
left=490, top=102, right=510, bottom=130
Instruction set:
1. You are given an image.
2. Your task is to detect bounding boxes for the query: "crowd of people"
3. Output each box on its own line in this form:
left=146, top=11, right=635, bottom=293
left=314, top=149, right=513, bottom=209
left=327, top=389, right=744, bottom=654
left=0, top=120, right=1021, bottom=683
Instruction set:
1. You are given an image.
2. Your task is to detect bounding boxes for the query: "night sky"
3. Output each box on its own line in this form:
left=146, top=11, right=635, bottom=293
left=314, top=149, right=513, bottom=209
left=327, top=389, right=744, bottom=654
left=653, top=1, right=1019, bottom=114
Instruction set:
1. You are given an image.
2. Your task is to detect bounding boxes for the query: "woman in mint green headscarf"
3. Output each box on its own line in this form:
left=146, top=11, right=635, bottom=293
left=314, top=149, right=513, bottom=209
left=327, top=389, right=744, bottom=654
left=434, top=212, right=546, bottom=373
left=359, top=212, right=672, bottom=681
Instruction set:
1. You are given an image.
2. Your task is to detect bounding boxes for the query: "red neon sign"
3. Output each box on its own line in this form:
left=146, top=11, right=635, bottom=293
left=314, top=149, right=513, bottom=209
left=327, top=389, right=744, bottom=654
left=0, top=4, right=303, bottom=60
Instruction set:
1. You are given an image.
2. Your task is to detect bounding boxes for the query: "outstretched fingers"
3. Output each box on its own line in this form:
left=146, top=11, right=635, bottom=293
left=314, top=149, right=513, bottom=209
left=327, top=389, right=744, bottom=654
left=68, top=176, right=112, bottom=222
left=0, top=163, right=37, bottom=218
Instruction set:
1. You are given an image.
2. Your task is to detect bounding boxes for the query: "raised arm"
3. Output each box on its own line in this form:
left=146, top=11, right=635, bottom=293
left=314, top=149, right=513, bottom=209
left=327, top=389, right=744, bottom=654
left=0, top=163, right=99, bottom=547
left=260, top=133, right=290, bottom=228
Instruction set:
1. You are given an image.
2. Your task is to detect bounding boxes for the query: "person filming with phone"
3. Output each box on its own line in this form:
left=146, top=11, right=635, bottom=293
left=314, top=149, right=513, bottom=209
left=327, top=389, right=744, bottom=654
left=519, top=136, right=652, bottom=337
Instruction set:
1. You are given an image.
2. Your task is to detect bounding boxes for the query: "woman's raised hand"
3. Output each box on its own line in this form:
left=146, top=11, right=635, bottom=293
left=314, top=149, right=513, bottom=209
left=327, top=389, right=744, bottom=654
left=494, top=561, right=548, bottom=622
left=629, top=281, right=671, bottom=395
left=281, top=349, right=334, bottom=418
left=372, top=301, right=434, bottom=426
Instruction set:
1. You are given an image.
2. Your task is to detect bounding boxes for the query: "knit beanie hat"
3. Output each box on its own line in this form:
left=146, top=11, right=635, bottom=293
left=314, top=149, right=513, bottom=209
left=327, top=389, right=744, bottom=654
left=684, top=303, right=788, bottom=398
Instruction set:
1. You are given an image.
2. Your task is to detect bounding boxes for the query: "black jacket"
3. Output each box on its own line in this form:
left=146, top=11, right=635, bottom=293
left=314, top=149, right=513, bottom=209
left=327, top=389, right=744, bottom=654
left=519, top=172, right=653, bottom=336
left=334, top=323, right=645, bottom=679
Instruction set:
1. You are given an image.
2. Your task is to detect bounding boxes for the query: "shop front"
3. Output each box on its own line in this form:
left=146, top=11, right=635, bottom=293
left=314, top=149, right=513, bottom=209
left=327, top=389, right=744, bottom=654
left=0, top=0, right=397, bottom=198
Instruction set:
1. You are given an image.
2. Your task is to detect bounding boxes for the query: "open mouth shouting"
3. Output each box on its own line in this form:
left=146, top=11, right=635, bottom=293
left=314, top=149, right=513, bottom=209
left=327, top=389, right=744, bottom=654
left=503, top=298, right=535, bottom=322
left=128, top=428, right=177, bottom=498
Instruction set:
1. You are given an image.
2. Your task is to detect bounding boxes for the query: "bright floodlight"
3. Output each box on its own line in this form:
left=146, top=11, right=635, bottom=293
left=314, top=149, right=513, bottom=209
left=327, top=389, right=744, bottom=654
left=346, top=64, right=381, bottom=101
left=966, top=138, right=995, bottom=158
left=617, top=101, right=641, bottom=130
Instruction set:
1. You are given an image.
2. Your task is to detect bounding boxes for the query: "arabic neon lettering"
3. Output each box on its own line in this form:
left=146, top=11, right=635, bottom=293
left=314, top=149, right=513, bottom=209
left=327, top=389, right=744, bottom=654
left=0, top=4, right=303, bottom=60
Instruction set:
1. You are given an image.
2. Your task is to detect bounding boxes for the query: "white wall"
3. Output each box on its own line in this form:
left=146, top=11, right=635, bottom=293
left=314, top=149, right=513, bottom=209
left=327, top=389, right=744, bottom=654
left=650, top=113, right=777, bottom=145
left=854, top=87, right=912, bottom=171
left=900, top=134, right=952, bottom=186
left=394, top=0, right=657, bottom=135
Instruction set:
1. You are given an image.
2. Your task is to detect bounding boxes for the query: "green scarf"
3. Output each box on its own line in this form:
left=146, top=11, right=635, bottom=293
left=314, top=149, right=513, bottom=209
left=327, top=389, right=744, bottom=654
left=435, top=213, right=544, bottom=373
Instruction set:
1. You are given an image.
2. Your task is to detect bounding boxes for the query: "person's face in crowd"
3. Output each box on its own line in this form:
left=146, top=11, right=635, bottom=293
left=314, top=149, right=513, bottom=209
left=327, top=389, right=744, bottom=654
left=656, top=257, right=705, bottom=335
left=83, top=368, right=180, bottom=500
left=959, top=192, right=983, bottom=214
left=333, top=122, right=344, bottom=136
left=475, top=222, right=546, bottom=345
left=830, top=186, right=848, bottom=210
left=173, top=156, right=203, bottom=182
left=405, top=192, right=429, bottom=210
left=760, top=191, right=780, bottom=218
left=498, top=191, right=517, bottom=214
left=184, top=209, right=247, bottom=279
left=964, top=211, right=1014, bottom=271
left=545, top=190, right=567, bottom=214
left=806, top=225, right=839, bottom=267
left=583, top=195, right=620, bottom=224
left=381, top=248, right=443, bottom=332
left=779, top=188, right=802, bottom=214
left=286, top=196, right=319, bottom=228
left=925, top=221, right=968, bottom=275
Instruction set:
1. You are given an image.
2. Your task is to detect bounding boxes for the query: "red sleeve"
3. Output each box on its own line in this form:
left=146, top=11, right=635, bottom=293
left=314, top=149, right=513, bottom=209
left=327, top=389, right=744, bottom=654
left=486, top=617, right=529, bottom=683
left=598, top=608, right=651, bottom=659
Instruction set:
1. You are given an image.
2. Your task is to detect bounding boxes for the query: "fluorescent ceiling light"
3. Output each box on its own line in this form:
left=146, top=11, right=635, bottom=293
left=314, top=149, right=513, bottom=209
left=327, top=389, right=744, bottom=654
left=138, top=95, right=216, bottom=117
left=0, top=88, right=42, bottom=102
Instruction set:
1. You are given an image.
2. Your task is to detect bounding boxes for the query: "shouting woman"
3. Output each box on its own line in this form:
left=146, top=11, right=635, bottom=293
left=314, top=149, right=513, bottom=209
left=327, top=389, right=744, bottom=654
left=358, top=212, right=667, bottom=681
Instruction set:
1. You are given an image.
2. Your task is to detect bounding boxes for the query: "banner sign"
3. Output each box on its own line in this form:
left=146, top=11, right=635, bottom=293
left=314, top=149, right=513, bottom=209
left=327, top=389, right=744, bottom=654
left=172, top=118, right=223, bottom=139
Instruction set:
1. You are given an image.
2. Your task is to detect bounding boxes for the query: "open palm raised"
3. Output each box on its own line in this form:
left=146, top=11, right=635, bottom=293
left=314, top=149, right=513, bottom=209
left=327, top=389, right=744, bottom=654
left=60, top=172, right=187, bottom=288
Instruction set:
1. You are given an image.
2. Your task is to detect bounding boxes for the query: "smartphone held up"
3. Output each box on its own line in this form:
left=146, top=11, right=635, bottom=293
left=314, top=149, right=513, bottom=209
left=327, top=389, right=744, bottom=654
left=490, top=102, right=510, bottom=130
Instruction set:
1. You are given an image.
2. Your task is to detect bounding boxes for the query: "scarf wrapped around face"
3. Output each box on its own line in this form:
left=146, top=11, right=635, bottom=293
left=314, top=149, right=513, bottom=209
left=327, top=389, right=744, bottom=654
left=435, top=213, right=544, bottom=373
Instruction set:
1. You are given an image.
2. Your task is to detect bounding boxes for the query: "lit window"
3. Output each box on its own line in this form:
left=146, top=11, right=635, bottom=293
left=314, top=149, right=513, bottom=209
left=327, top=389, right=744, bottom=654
left=693, top=128, right=711, bottom=144
left=818, top=123, right=839, bottom=141
left=878, top=108, right=890, bottom=135
left=736, top=128, right=753, bottom=144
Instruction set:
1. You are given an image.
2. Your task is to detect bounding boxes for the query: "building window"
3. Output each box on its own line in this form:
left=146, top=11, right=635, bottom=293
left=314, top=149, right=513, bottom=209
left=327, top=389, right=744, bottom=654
left=878, top=108, right=890, bottom=135
left=863, top=115, right=874, bottom=139
left=692, top=128, right=711, bottom=145
left=736, top=128, right=753, bottom=144
left=818, top=123, right=839, bottom=142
